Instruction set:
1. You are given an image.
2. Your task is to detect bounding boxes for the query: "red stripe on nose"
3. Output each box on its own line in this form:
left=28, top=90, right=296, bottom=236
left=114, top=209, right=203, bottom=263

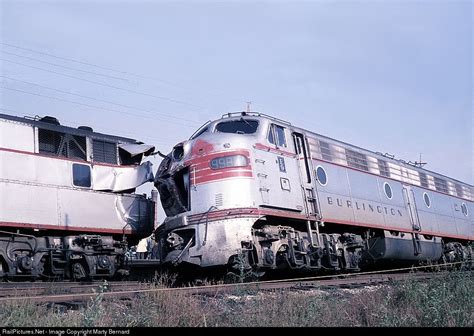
left=191, top=169, right=253, bottom=184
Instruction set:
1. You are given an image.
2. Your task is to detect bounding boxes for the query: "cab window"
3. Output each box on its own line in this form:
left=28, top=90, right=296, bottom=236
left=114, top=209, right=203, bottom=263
left=72, top=163, right=91, bottom=188
left=268, top=124, right=287, bottom=148
left=215, top=119, right=259, bottom=134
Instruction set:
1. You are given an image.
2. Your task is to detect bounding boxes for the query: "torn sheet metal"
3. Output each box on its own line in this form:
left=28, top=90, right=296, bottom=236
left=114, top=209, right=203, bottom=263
left=118, top=143, right=155, bottom=157
left=92, top=161, right=154, bottom=192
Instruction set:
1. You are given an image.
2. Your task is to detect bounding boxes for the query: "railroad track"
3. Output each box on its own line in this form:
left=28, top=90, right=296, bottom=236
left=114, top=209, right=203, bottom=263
left=0, top=263, right=469, bottom=305
left=0, top=281, right=146, bottom=298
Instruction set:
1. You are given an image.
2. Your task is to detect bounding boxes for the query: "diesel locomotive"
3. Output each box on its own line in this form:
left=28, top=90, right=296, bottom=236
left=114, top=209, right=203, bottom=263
left=0, top=113, right=156, bottom=280
left=155, top=112, right=473, bottom=276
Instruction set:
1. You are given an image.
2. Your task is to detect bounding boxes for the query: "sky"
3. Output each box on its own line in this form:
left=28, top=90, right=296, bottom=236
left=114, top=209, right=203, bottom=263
left=1, top=0, right=472, bottom=202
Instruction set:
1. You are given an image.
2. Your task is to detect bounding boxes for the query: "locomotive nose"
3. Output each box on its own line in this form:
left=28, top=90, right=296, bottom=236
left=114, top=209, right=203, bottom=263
left=154, top=142, right=188, bottom=179
left=154, top=141, right=191, bottom=217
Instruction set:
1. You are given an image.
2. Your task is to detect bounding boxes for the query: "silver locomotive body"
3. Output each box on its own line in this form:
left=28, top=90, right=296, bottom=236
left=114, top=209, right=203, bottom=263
left=0, top=113, right=156, bottom=279
left=155, top=112, right=473, bottom=274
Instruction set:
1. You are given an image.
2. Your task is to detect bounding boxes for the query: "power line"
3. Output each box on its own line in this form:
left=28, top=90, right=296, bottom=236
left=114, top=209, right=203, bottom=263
left=0, top=42, right=249, bottom=109
left=0, top=58, right=206, bottom=110
left=1, top=50, right=129, bottom=82
left=0, top=76, right=201, bottom=125
left=0, top=85, right=196, bottom=128
left=0, top=42, right=213, bottom=92
left=0, top=42, right=155, bottom=80
left=0, top=106, right=177, bottom=147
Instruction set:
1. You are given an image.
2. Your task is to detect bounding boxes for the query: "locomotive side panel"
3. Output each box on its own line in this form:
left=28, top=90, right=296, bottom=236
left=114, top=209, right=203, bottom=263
left=430, top=191, right=459, bottom=237
left=0, top=118, right=35, bottom=152
left=452, top=198, right=473, bottom=239
left=315, top=158, right=472, bottom=240
left=314, top=160, right=413, bottom=231
left=411, top=188, right=441, bottom=235
left=316, top=163, right=355, bottom=223
left=1, top=180, right=59, bottom=226
left=0, top=150, right=153, bottom=235
left=374, top=179, right=411, bottom=230
left=2, top=149, right=73, bottom=187
left=58, top=189, right=152, bottom=234
left=0, top=181, right=152, bottom=234
left=306, top=131, right=473, bottom=241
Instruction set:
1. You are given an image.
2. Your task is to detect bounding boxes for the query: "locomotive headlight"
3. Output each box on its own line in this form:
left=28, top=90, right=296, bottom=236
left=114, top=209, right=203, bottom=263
left=210, top=155, right=248, bottom=170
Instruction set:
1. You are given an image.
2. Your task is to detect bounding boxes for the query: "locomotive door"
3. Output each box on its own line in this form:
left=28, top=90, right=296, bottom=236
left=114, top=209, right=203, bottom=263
left=257, top=123, right=303, bottom=211
left=293, top=132, right=319, bottom=219
left=402, top=185, right=421, bottom=231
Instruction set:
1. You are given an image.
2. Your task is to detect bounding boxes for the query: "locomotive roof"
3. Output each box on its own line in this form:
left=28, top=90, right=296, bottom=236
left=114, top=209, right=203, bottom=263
left=0, top=113, right=139, bottom=144
left=218, top=112, right=473, bottom=188
left=293, top=125, right=473, bottom=189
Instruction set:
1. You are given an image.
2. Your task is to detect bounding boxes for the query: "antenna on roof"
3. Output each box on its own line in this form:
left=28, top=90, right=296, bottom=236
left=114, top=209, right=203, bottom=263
left=246, top=101, right=252, bottom=113
left=413, top=153, right=427, bottom=168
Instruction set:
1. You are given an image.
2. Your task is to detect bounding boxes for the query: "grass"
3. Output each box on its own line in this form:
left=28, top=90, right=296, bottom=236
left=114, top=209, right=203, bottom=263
left=0, top=271, right=472, bottom=327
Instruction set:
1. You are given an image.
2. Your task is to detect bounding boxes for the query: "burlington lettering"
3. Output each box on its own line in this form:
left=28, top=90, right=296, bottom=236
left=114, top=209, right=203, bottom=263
left=327, top=196, right=403, bottom=216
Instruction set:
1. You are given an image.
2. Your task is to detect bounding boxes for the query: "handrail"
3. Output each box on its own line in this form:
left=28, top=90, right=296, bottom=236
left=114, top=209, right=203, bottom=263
left=220, top=112, right=292, bottom=126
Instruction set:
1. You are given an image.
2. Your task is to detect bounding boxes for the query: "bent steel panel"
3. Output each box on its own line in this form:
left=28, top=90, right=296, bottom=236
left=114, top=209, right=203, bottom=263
left=0, top=113, right=155, bottom=236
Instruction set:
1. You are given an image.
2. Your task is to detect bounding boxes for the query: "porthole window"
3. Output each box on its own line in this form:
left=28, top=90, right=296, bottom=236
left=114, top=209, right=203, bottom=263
left=383, top=182, right=393, bottom=199
left=423, top=192, right=431, bottom=208
left=316, top=166, right=327, bottom=186
left=461, top=203, right=468, bottom=216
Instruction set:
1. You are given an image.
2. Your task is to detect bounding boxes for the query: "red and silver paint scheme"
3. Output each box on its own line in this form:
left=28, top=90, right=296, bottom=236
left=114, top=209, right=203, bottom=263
left=0, top=113, right=156, bottom=279
left=155, top=112, right=473, bottom=275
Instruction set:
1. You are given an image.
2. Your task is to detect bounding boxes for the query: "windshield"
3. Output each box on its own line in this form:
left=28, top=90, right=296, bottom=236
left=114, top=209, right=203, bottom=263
left=215, top=119, right=259, bottom=134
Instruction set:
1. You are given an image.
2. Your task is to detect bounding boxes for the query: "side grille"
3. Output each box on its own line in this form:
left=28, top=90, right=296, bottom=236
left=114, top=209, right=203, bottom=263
left=215, top=193, right=223, bottom=207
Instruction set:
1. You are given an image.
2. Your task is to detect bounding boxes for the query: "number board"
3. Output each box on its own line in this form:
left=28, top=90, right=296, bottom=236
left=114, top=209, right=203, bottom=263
left=277, top=156, right=286, bottom=173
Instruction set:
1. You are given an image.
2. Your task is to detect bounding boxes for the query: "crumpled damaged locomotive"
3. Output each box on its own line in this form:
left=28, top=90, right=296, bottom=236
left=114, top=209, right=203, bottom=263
left=155, top=112, right=473, bottom=276
left=0, top=113, right=156, bottom=280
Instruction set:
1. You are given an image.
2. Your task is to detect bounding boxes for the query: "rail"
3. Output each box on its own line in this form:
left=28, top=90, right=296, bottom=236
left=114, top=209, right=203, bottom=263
left=0, top=261, right=469, bottom=304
